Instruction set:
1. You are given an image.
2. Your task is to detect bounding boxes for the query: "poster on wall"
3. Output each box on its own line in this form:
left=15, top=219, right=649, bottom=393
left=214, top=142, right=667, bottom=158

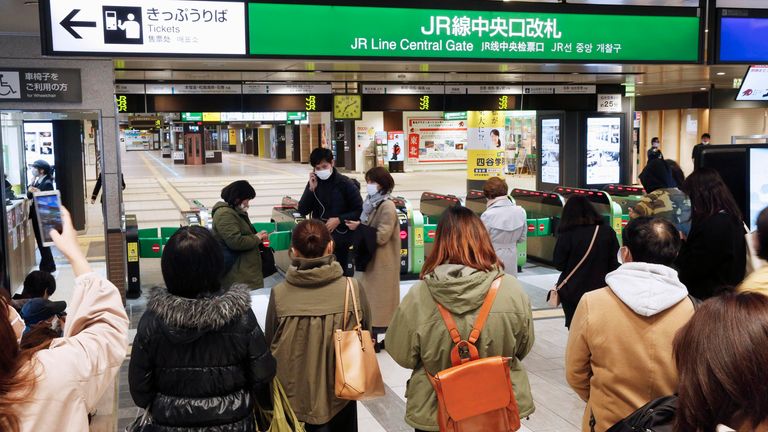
left=23, top=122, right=56, bottom=176
left=541, top=118, right=561, bottom=184
left=750, top=148, right=768, bottom=229
left=387, top=131, right=405, bottom=162
left=407, top=118, right=467, bottom=162
left=467, top=111, right=506, bottom=180
left=586, top=117, right=621, bottom=185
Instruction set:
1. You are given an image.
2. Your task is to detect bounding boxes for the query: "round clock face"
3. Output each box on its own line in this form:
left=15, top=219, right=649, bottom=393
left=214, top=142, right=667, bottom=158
left=334, top=95, right=361, bottom=119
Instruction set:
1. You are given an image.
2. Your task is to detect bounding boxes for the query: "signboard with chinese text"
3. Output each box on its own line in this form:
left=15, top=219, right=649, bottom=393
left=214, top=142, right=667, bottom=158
left=43, top=0, right=246, bottom=55
left=0, top=68, right=81, bottom=102
left=248, top=3, right=700, bottom=62
left=243, top=83, right=332, bottom=94
left=467, top=150, right=506, bottom=180
left=407, top=118, right=467, bottom=163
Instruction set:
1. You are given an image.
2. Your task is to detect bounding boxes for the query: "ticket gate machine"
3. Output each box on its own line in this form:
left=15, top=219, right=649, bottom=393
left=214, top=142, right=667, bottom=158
left=511, top=189, right=565, bottom=264
left=270, top=196, right=305, bottom=272
left=603, top=185, right=646, bottom=229
left=555, top=187, right=624, bottom=242
left=419, top=192, right=463, bottom=260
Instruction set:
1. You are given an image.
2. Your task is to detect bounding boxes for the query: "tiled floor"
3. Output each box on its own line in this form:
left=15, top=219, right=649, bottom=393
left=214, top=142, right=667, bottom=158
left=38, top=151, right=583, bottom=431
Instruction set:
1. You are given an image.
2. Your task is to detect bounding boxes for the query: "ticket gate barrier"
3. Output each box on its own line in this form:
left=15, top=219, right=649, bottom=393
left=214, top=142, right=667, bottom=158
left=603, top=185, right=646, bottom=229
left=419, top=192, right=463, bottom=260
left=125, top=214, right=141, bottom=298
left=270, top=196, right=305, bottom=272
left=465, top=189, right=527, bottom=270
left=392, top=197, right=425, bottom=277
left=511, top=189, right=566, bottom=264
left=555, top=187, right=624, bottom=242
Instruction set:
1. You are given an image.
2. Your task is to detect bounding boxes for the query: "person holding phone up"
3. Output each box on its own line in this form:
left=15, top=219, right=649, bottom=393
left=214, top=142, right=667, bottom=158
left=298, top=148, right=363, bottom=276
left=27, top=160, right=56, bottom=273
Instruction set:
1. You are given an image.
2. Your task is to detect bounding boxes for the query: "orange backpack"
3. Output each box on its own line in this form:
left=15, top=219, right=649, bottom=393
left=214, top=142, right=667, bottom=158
left=428, top=277, right=521, bottom=432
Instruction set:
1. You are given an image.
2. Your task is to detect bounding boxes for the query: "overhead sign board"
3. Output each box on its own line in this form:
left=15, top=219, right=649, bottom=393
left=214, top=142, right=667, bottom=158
left=736, top=65, right=768, bottom=101
left=248, top=3, right=700, bottom=62
left=0, top=68, right=82, bottom=102
left=181, top=112, right=202, bottom=122
left=243, top=83, right=332, bottom=94
left=718, top=14, right=768, bottom=63
left=43, top=0, right=246, bottom=55
left=144, top=83, right=241, bottom=94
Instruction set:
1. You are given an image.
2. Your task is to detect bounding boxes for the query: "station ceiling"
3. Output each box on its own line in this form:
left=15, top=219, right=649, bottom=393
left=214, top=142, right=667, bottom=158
left=0, top=0, right=753, bottom=96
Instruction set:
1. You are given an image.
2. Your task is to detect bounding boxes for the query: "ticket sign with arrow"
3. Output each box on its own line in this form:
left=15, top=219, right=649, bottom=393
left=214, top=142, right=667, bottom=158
left=42, top=0, right=246, bottom=55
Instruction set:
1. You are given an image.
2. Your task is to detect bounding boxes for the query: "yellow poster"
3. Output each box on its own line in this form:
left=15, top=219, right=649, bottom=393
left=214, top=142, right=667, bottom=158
left=467, top=111, right=505, bottom=129
left=228, top=128, right=238, bottom=145
left=467, top=149, right=507, bottom=180
left=127, top=242, right=139, bottom=263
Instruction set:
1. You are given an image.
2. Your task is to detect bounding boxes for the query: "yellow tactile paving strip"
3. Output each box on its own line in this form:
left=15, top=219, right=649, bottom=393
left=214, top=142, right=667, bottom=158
left=138, top=152, right=191, bottom=211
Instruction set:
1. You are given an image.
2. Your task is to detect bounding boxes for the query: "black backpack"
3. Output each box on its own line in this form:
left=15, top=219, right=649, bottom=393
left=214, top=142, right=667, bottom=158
left=606, top=395, right=677, bottom=432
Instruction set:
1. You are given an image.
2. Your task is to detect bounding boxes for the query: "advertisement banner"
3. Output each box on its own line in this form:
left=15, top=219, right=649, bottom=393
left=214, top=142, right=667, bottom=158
left=541, top=118, right=561, bottom=184
left=467, top=111, right=505, bottom=150
left=407, top=118, right=467, bottom=162
left=248, top=3, right=700, bottom=62
left=408, top=134, right=420, bottom=159
left=387, top=131, right=405, bottom=162
left=586, top=117, right=622, bottom=185
left=467, top=149, right=506, bottom=180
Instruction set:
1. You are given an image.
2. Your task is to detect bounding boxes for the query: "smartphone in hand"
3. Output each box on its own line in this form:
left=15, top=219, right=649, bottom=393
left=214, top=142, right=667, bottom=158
left=33, top=190, right=64, bottom=247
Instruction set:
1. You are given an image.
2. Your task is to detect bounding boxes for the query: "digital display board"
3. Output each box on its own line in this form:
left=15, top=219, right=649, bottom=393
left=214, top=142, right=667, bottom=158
left=248, top=3, right=700, bottom=62
left=736, top=65, right=768, bottom=101
left=718, top=16, right=768, bottom=63
left=540, top=118, right=561, bottom=185
left=586, top=117, right=621, bottom=185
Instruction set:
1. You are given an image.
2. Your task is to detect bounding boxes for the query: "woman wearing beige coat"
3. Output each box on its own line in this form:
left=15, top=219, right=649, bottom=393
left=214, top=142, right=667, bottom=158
left=0, top=208, right=129, bottom=432
left=346, top=167, right=400, bottom=349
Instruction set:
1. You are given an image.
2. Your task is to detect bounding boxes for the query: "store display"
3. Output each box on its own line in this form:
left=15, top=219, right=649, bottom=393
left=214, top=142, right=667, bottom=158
left=586, top=117, right=621, bottom=185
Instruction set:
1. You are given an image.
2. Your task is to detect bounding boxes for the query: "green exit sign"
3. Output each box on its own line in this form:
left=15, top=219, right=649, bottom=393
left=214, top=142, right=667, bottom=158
left=444, top=111, right=468, bottom=121
left=249, top=3, right=700, bottom=63
left=287, top=112, right=307, bottom=121
left=182, top=112, right=203, bottom=122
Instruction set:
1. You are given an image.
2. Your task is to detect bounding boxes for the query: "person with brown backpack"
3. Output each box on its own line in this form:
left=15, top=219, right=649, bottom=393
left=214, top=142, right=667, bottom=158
left=387, top=206, right=535, bottom=431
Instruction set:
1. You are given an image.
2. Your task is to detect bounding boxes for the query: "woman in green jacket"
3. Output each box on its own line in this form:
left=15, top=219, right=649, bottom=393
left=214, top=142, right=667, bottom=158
left=387, top=205, right=536, bottom=432
left=265, top=219, right=371, bottom=432
left=212, top=180, right=268, bottom=290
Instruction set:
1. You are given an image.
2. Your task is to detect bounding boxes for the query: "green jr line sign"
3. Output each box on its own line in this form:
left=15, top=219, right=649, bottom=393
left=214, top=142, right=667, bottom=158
left=248, top=3, right=700, bottom=62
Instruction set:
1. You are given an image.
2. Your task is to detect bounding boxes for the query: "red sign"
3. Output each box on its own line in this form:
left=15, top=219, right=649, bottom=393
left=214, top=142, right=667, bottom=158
left=408, top=133, right=420, bottom=159
left=427, top=230, right=436, bottom=239
left=263, top=240, right=270, bottom=247
left=152, top=244, right=161, bottom=253
left=539, top=224, right=545, bottom=231
left=400, top=230, right=408, bottom=240
left=527, top=224, right=535, bottom=232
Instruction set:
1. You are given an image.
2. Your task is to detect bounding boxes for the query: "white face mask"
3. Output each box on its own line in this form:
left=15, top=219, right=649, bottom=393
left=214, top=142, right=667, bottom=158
left=617, top=246, right=627, bottom=265
left=315, top=169, right=332, bottom=181
left=29, top=168, right=39, bottom=178
left=366, top=183, right=379, bottom=196
left=239, top=203, right=249, bottom=211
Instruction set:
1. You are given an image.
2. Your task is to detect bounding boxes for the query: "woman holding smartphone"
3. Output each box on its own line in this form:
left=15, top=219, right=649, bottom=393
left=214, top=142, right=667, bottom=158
left=27, top=160, right=56, bottom=273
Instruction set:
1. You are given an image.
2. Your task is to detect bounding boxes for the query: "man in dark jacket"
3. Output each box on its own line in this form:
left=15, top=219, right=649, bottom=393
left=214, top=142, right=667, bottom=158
left=691, top=133, right=710, bottom=170
left=27, top=159, right=56, bottom=273
left=298, top=148, right=363, bottom=275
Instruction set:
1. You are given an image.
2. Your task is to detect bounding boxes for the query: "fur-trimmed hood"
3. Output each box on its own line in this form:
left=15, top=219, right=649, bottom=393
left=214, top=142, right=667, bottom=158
left=147, top=284, right=251, bottom=332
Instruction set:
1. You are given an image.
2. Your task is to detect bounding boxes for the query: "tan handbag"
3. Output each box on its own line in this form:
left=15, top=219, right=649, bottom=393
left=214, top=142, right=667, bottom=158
left=334, top=278, right=385, bottom=401
left=547, top=226, right=600, bottom=307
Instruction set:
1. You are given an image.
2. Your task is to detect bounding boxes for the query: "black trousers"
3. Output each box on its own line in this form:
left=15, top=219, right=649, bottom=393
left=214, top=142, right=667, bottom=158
left=30, top=210, right=56, bottom=273
left=305, top=401, right=357, bottom=432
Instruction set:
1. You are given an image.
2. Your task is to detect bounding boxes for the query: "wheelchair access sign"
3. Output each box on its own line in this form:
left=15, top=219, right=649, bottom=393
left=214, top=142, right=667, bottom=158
left=0, top=68, right=81, bottom=103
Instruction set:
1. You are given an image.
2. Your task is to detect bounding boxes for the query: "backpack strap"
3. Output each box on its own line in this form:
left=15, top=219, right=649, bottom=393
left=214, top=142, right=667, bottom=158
left=434, top=276, right=504, bottom=365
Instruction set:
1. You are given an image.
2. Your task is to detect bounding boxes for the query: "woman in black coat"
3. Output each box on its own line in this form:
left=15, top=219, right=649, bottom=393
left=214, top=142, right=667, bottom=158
left=676, top=168, right=747, bottom=300
left=27, top=159, right=56, bottom=273
left=553, top=196, right=620, bottom=328
left=129, top=226, right=276, bottom=432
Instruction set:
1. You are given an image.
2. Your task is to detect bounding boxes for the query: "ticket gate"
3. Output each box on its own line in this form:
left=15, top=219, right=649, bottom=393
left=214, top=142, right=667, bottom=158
left=603, top=185, right=646, bottom=229
left=419, top=192, right=463, bottom=260
left=555, top=187, right=624, bottom=242
left=392, top=197, right=425, bottom=277
left=511, top=189, right=566, bottom=264
left=270, top=196, right=305, bottom=272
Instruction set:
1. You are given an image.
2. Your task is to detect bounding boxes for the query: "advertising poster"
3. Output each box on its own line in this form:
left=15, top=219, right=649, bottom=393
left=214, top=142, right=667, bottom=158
left=356, top=126, right=372, bottom=151
left=387, top=131, right=405, bottom=162
left=467, top=149, right=506, bottom=180
left=541, top=118, right=561, bottom=184
left=407, top=133, right=420, bottom=159
left=407, top=118, right=467, bottom=162
left=750, top=148, right=768, bottom=229
left=586, top=117, right=621, bottom=185
left=467, top=111, right=506, bottom=180
left=23, top=122, right=56, bottom=170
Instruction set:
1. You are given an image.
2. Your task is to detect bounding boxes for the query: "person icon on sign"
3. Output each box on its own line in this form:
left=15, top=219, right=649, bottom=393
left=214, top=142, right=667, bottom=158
left=118, top=13, right=141, bottom=39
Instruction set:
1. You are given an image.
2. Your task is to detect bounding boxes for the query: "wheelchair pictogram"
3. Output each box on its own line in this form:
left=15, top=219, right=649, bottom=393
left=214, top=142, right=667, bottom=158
left=0, top=73, right=19, bottom=96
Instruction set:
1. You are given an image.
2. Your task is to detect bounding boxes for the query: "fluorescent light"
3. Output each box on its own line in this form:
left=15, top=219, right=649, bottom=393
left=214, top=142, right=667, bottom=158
left=716, top=72, right=726, bottom=76
left=700, top=87, right=707, bottom=91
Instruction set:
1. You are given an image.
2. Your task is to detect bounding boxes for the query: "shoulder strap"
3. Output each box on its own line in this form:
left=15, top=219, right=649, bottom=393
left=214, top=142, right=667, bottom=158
left=342, top=277, right=362, bottom=330
left=556, top=225, right=600, bottom=291
left=434, top=276, right=504, bottom=345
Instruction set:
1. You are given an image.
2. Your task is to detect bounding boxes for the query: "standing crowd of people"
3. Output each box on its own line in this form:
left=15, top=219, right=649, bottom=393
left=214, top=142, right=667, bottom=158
left=3, top=144, right=768, bottom=432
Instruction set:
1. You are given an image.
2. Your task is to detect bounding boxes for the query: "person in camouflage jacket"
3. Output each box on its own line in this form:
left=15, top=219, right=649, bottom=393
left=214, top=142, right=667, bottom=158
left=631, top=159, right=692, bottom=236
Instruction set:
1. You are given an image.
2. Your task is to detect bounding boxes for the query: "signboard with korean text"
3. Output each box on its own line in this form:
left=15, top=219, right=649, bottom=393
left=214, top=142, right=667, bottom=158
left=0, top=68, right=81, bottom=102
left=248, top=3, right=700, bottom=62
left=43, top=0, right=246, bottom=55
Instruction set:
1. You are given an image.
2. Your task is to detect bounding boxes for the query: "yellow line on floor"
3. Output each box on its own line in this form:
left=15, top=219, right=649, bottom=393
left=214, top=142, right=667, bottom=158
left=138, top=153, right=190, bottom=211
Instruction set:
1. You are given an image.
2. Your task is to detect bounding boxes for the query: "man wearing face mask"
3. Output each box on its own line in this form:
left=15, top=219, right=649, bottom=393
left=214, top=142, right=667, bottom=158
left=691, top=133, right=711, bottom=170
left=298, top=148, right=363, bottom=276
left=27, top=160, right=56, bottom=273
left=212, top=180, right=269, bottom=290
left=647, top=137, right=664, bottom=161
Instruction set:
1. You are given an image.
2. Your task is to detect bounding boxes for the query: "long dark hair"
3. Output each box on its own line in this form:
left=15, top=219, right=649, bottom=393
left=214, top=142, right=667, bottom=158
left=558, top=196, right=604, bottom=233
left=0, top=297, right=38, bottom=432
left=421, top=206, right=502, bottom=278
left=674, top=293, right=768, bottom=432
left=682, top=168, right=742, bottom=225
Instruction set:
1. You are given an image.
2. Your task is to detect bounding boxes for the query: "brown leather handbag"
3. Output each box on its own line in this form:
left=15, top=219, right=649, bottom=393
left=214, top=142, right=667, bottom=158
left=334, top=278, right=385, bottom=401
left=428, top=277, right=521, bottom=432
